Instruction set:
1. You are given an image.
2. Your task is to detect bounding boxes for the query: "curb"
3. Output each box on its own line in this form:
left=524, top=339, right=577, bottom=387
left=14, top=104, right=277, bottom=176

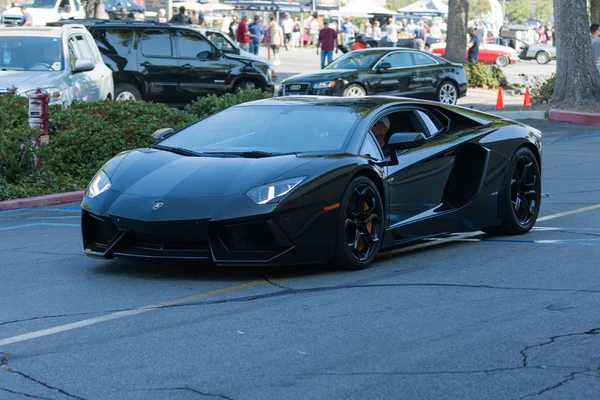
left=0, top=191, right=84, bottom=211
left=548, top=110, right=600, bottom=125
left=487, top=110, right=547, bottom=120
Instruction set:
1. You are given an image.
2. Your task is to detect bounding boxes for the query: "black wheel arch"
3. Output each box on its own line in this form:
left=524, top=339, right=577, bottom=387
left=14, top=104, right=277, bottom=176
left=348, top=167, right=387, bottom=215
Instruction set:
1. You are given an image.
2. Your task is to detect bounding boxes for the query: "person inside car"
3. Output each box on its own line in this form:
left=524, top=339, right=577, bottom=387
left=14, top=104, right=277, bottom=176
left=371, top=116, right=390, bottom=151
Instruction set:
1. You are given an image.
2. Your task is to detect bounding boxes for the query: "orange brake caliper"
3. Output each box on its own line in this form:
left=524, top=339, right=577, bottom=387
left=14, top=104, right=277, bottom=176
left=357, top=202, right=373, bottom=252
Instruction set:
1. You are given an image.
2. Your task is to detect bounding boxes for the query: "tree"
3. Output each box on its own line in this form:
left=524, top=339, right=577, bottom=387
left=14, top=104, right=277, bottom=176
left=551, top=0, right=600, bottom=106
left=591, top=0, right=600, bottom=23
left=85, top=0, right=108, bottom=18
left=385, top=0, right=414, bottom=12
left=470, top=0, right=490, bottom=19
left=533, top=0, right=554, bottom=21
left=445, top=0, right=469, bottom=63
left=504, top=0, right=531, bottom=23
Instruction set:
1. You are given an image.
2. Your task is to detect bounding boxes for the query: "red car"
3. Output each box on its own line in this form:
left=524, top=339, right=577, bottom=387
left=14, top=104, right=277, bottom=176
left=429, top=42, right=519, bottom=67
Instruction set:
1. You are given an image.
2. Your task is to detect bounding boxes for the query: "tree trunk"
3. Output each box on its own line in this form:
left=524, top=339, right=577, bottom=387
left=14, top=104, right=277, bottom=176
left=445, top=0, right=469, bottom=63
left=85, top=0, right=108, bottom=18
left=591, top=0, right=600, bottom=24
left=551, top=0, right=600, bottom=106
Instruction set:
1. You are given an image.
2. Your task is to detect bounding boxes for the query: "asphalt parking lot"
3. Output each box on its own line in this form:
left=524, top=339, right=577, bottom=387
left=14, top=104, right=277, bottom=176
left=2, top=119, right=600, bottom=399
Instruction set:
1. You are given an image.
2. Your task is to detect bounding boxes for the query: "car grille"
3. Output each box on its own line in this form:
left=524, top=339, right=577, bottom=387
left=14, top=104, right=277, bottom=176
left=82, top=213, right=120, bottom=248
left=283, top=83, right=310, bottom=95
left=1, top=16, right=21, bottom=26
left=115, top=217, right=210, bottom=251
left=218, top=220, right=282, bottom=252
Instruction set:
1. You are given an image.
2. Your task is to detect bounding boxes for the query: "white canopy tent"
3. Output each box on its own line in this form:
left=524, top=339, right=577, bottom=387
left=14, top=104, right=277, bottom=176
left=198, top=2, right=235, bottom=12
left=336, top=0, right=397, bottom=16
left=397, top=0, right=448, bottom=16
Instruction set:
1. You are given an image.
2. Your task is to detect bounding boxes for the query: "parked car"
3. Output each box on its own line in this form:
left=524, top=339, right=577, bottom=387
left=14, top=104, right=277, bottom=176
left=0, top=25, right=114, bottom=104
left=104, top=0, right=145, bottom=18
left=429, top=42, right=519, bottom=67
left=279, top=48, right=467, bottom=105
left=499, top=25, right=555, bottom=64
left=195, top=27, right=273, bottom=68
left=87, top=21, right=275, bottom=106
left=1, top=0, right=86, bottom=27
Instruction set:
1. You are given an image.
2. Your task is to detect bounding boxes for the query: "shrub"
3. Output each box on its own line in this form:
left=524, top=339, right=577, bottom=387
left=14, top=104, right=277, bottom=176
left=463, top=62, right=508, bottom=89
left=38, top=100, right=196, bottom=183
left=0, top=125, right=37, bottom=184
left=0, top=89, right=29, bottom=131
left=524, top=73, right=555, bottom=105
left=186, top=88, right=272, bottom=120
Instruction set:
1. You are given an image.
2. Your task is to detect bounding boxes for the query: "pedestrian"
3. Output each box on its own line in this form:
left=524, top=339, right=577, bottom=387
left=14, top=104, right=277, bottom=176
left=467, top=27, right=480, bottom=63
left=590, top=24, right=600, bottom=74
left=364, top=21, right=373, bottom=39
left=18, top=5, right=33, bottom=26
left=429, top=20, right=441, bottom=38
left=372, top=20, right=381, bottom=47
left=157, top=8, right=167, bottom=23
left=269, top=19, right=284, bottom=65
left=342, top=17, right=354, bottom=45
left=413, top=20, right=427, bottom=50
left=229, top=15, right=239, bottom=39
left=265, top=17, right=273, bottom=60
left=118, top=7, right=129, bottom=19
left=236, top=15, right=251, bottom=52
left=170, top=6, right=192, bottom=24
left=317, top=19, right=337, bottom=69
left=406, top=18, right=416, bottom=32
left=197, top=14, right=207, bottom=28
left=475, top=21, right=484, bottom=42
left=291, top=16, right=301, bottom=51
left=282, top=13, right=294, bottom=50
left=385, top=17, right=398, bottom=47
left=308, top=17, right=319, bottom=48
left=248, top=15, right=263, bottom=56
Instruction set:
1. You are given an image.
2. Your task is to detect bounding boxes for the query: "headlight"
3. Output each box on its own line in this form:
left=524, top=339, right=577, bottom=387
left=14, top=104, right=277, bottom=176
left=313, top=81, right=336, bottom=89
left=86, top=170, right=111, bottom=198
left=246, top=177, right=307, bottom=204
left=24, top=87, right=63, bottom=103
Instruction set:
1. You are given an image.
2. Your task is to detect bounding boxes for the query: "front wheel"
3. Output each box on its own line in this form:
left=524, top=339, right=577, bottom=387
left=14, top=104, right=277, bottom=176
left=484, top=147, right=541, bottom=235
left=536, top=51, right=550, bottom=64
left=495, top=55, right=509, bottom=67
left=343, top=83, right=366, bottom=97
left=115, top=83, right=141, bottom=101
left=436, top=81, right=458, bottom=104
left=333, top=176, right=384, bottom=270
left=234, top=81, right=257, bottom=92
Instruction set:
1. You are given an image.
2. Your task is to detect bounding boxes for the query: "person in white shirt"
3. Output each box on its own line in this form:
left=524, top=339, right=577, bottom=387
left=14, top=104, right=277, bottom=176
left=281, top=13, right=294, bottom=50
left=385, top=18, right=398, bottom=47
left=429, top=21, right=442, bottom=38
left=308, top=18, right=320, bottom=48
left=372, top=20, right=382, bottom=46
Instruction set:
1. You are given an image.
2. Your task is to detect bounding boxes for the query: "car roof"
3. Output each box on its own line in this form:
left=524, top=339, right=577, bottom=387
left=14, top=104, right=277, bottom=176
left=88, top=20, right=200, bottom=33
left=0, top=25, right=88, bottom=37
left=235, top=96, right=432, bottom=112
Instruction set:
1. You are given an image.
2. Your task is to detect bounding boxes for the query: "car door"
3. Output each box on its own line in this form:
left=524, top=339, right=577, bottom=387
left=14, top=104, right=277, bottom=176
left=410, top=51, right=443, bottom=98
left=72, top=34, right=103, bottom=101
left=175, top=30, right=231, bottom=102
left=138, top=29, right=179, bottom=103
left=383, top=108, right=460, bottom=238
left=370, top=51, right=419, bottom=96
left=66, top=35, right=96, bottom=103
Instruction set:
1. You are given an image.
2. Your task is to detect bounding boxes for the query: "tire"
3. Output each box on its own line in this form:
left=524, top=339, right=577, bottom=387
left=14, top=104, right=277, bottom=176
left=535, top=51, right=550, bottom=65
left=343, top=83, right=366, bottom=97
left=333, top=176, right=384, bottom=270
left=495, top=55, right=509, bottom=67
left=484, top=147, right=541, bottom=235
left=234, top=81, right=257, bottom=92
left=115, top=83, right=141, bottom=101
left=436, top=81, right=458, bottom=104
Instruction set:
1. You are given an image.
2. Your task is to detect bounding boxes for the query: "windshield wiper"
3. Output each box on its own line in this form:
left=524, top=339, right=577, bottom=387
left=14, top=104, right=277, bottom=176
left=151, top=144, right=207, bottom=157
left=204, top=151, right=282, bottom=158
left=0, top=67, right=24, bottom=71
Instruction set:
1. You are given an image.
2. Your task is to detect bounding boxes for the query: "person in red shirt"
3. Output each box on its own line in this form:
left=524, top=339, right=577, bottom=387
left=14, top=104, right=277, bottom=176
left=236, top=15, right=251, bottom=52
left=316, top=20, right=338, bottom=69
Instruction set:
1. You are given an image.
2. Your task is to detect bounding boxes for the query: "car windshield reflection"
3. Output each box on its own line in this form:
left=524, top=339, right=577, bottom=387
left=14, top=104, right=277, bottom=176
left=1, top=36, right=64, bottom=71
left=325, top=51, right=382, bottom=70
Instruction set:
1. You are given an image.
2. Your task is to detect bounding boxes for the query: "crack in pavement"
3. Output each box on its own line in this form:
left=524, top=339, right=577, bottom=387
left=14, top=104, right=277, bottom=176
left=144, top=387, right=234, bottom=399
left=0, top=387, right=54, bottom=400
left=262, top=276, right=294, bottom=291
left=1, top=352, right=86, bottom=400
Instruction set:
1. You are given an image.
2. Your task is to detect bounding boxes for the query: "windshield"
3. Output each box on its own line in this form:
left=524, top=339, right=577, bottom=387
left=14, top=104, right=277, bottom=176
left=159, top=105, right=360, bottom=154
left=19, top=0, right=58, bottom=8
left=197, top=29, right=238, bottom=52
left=325, top=51, right=382, bottom=70
left=0, top=36, right=64, bottom=71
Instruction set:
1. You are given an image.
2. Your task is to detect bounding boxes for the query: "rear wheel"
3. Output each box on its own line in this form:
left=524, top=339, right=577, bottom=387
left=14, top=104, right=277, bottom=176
left=343, top=84, right=366, bottom=97
left=495, top=55, right=509, bottom=67
left=234, top=81, right=257, bottom=92
left=115, top=83, right=141, bottom=101
left=333, top=176, right=384, bottom=270
left=484, top=147, right=541, bottom=235
left=536, top=51, right=550, bottom=64
left=436, top=81, right=458, bottom=104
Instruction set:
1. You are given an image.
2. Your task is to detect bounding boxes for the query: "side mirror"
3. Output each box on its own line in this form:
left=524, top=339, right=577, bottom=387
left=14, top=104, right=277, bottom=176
left=377, top=62, right=392, bottom=71
left=152, top=128, right=175, bottom=141
left=222, top=46, right=239, bottom=55
left=73, top=58, right=95, bottom=73
left=388, top=132, right=426, bottom=150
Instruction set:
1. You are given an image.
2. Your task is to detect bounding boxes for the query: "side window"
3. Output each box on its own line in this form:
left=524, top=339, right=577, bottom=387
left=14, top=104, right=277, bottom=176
left=206, top=32, right=234, bottom=52
left=360, top=134, right=383, bottom=160
left=412, top=53, right=437, bottom=66
left=83, top=35, right=100, bottom=63
left=92, top=28, right=133, bottom=56
left=415, top=110, right=442, bottom=137
left=382, top=52, right=413, bottom=68
left=67, top=37, right=79, bottom=70
left=141, top=29, right=173, bottom=58
left=75, top=35, right=94, bottom=61
left=177, top=31, right=213, bottom=59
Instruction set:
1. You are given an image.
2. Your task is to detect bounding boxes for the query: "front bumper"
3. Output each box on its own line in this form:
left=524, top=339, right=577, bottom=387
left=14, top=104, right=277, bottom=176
left=277, top=82, right=345, bottom=97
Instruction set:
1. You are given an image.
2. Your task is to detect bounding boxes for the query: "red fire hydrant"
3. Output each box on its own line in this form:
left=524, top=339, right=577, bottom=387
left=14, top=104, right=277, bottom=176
left=28, top=88, right=50, bottom=168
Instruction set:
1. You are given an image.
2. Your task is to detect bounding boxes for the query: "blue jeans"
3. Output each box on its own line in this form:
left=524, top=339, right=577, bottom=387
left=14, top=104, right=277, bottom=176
left=250, top=42, right=259, bottom=55
left=320, top=50, right=333, bottom=69
left=239, top=42, right=249, bottom=52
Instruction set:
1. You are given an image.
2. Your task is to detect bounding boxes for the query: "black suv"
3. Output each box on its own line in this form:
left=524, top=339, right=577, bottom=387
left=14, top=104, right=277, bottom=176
left=88, top=21, right=275, bottom=106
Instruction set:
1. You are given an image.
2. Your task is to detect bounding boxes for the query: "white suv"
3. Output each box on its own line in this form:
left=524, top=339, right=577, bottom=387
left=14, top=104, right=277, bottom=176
left=0, top=25, right=114, bottom=105
left=1, top=0, right=86, bottom=27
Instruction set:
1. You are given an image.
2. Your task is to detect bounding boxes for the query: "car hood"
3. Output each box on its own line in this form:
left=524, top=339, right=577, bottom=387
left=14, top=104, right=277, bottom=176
left=282, top=69, right=356, bottom=83
left=0, top=71, right=63, bottom=92
left=230, top=50, right=272, bottom=66
left=108, top=149, right=314, bottom=199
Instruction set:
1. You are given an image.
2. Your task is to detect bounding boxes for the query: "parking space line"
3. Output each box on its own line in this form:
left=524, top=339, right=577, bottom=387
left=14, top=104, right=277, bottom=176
left=0, top=223, right=80, bottom=232
left=0, top=207, right=80, bottom=215
left=0, top=280, right=267, bottom=347
left=537, top=204, right=600, bottom=222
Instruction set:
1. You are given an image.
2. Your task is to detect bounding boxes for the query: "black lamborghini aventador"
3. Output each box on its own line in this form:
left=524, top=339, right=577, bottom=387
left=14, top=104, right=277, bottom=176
left=81, top=97, right=542, bottom=270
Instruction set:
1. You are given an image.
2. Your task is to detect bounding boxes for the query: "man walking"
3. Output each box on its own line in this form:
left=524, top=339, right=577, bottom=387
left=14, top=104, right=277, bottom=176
left=467, top=27, right=480, bottom=63
left=170, top=6, right=192, bottom=23
left=18, top=6, right=33, bottom=26
left=316, top=20, right=337, bottom=69
left=282, top=13, right=294, bottom=50
left=248, top=15, right=264, bottom=56
left=236, top=15, right=251, bottom=52
left=385, top=17, right=398, bottom=47
left=413, top=21, right=427, bottom=50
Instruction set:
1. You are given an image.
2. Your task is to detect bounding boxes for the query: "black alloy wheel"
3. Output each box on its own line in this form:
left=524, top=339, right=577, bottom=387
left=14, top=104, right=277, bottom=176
left=334, top=176, right=383, bottom=270
left=484, top=147, right=541, bottom=235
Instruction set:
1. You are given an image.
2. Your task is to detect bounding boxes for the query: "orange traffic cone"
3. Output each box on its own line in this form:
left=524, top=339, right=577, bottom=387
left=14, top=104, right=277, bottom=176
left=523, top=88, right=532, bottom=107
left=496, top=87, right=504, bottom=109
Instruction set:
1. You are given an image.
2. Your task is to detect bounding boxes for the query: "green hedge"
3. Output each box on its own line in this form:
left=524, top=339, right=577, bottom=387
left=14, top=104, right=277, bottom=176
left=463, top=62, right=508, bottom=89
left=0, top=89, right=271, bottom=201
